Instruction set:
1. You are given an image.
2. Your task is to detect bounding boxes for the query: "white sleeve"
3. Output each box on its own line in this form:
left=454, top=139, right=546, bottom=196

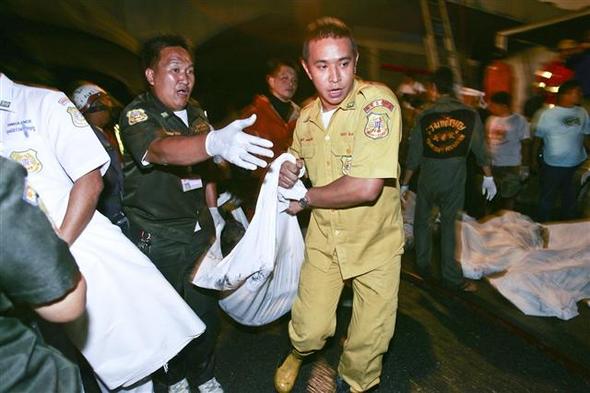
left=44, top=92, right=110, bottom=181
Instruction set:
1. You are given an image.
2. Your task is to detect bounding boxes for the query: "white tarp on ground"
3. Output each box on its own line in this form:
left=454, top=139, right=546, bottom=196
left=457, top=211, right=590, bottom=320
left=193, top=153, right=306, bottom=326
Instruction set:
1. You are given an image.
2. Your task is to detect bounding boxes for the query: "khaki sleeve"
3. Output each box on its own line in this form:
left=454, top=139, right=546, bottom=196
left=288, top=116, right=304, bottom=159
left=349, top=95, right=401, bottom=179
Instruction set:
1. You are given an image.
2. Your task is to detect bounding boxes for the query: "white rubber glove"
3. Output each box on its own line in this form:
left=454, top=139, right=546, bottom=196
left=205, top=114, right=274, bottom=170
left=400, top=184, right=409, bottom=203
left=482, top=176, right=497, bottom=201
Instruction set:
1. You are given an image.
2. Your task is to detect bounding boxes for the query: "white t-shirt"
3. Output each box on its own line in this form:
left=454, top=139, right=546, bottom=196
left=485, top=113, right=530, bottom=166
left=321, top=108, right=337, bottom=129
left=174, top=109, right=189, bottom=126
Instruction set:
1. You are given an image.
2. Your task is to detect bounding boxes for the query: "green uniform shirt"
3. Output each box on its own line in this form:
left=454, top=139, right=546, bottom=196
left=0, top=157, right=82, bottom=393
left=120, top=92, right=214, bottom=242
left=290, top=79, right=404, bottom=278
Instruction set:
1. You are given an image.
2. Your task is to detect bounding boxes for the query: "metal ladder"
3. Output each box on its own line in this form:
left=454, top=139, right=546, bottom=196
left=420, top=0, right=462, bottom=86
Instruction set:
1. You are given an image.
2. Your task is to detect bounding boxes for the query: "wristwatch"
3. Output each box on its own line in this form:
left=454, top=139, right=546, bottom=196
left=298, top=195, right=310, bottom=210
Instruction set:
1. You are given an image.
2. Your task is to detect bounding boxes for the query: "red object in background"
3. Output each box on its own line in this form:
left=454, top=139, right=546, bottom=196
left=535, top=60, right=575, bottom=104
left=484, top=60, right=514, bottom=103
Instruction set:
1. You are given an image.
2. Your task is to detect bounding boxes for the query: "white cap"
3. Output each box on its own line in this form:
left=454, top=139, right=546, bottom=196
left=72, top=84, right=107, bottom=113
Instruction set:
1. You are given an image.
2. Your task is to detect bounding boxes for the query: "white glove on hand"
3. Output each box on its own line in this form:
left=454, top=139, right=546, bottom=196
left=482, top=176, right=497, bottom=201
left=400, top=184, right=409, bottom=203
left=205, top=114, right=274, bottom=170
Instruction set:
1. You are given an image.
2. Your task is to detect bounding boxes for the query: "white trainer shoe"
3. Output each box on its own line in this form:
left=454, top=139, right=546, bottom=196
left=198, top=377, right=224, bottom=393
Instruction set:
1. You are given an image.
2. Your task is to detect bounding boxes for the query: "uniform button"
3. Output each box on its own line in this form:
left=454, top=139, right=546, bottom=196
left=325, top=135, right=330, bottom=141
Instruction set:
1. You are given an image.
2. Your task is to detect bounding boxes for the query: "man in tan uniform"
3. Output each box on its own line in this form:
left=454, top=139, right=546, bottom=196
left=275, top=17, right=404, bottom=393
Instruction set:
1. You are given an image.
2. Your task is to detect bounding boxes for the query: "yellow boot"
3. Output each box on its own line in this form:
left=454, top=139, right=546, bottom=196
left=274, top=350, right=305, bottom=393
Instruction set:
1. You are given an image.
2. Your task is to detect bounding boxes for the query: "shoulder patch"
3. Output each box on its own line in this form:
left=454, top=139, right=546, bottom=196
left=67, top=107, right=89, bottom=127
left=364, top=112, right=390, bottom=140
left=126, top=108, right=148, bottom=125
left=363, top=99, right=394, bottom=113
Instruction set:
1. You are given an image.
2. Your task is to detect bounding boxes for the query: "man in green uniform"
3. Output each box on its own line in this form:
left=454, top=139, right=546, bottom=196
left=119, top=35, right=273, bottom=393
left=0, top=157, right=87, bottom=393
left=400, top=67, right=497, bottom=292
left=275, top=18, right=404, bottom=393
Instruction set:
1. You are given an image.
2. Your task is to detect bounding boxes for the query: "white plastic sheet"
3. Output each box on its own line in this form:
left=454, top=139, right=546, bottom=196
left=193, top=153, right=306, bottom=325
left=457, top=212, right=590, bottom=320
left=66, top=213, right=206, bottom=389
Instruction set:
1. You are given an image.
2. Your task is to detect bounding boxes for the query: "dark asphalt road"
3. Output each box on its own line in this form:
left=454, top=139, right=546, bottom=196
left=214, top=278, right=590, bottom=393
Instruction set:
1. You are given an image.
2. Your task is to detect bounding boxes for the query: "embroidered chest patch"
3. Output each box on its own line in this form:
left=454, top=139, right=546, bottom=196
left=10, top=149, right=43, bottom=173
left=341, top=156, right=353, bottom=175
left=126, top=109, right=148, bottom=125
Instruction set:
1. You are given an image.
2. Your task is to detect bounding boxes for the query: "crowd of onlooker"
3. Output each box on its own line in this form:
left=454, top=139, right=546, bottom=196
left=396, top=35, right=590, bottom=223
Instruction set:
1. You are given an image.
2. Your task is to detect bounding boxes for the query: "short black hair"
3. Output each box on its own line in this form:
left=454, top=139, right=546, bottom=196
left=266, top=58, right=298, bottom=77
left=302, top=17, right=357, bottom=61
left=431, top=67, right=454, bottom=94
left=491, top=91, right=512, bottom=107
left=557, top=79, right=581, bottom=98
left=140, top=34, right=192, bottom=70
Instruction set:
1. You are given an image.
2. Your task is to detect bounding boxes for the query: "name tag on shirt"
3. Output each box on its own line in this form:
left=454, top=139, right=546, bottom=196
left=181, top=178, right=203, bottom=192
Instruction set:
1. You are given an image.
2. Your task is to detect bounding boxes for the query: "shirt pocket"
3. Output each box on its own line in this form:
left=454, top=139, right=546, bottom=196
left=301, top=145, right=316, bottom=181
left=301, top=145, right=315, bottom=158
left=331, top=142, right=353, bottom=175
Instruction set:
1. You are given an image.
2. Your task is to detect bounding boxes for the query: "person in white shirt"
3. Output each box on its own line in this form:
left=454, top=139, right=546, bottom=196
left=485, top=91, right=531, bottom=212
left=0, top=72, right=207, bottom=393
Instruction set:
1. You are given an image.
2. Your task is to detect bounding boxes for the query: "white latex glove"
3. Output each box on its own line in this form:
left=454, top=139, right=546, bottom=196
left=205, top=114, right=274, bottom=170
left=519, top=165, right=530, bottom=181
left=400, top=184, right=410, bottom=203
left=482, top=176, right=497, bottom=201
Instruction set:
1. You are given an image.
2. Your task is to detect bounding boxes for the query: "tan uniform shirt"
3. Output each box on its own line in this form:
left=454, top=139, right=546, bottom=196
left=290, top=80, right=404, bottom=278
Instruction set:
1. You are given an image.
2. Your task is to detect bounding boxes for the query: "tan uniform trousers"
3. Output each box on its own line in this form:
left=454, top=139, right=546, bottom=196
left=288, top=253, right=401, bottom=392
